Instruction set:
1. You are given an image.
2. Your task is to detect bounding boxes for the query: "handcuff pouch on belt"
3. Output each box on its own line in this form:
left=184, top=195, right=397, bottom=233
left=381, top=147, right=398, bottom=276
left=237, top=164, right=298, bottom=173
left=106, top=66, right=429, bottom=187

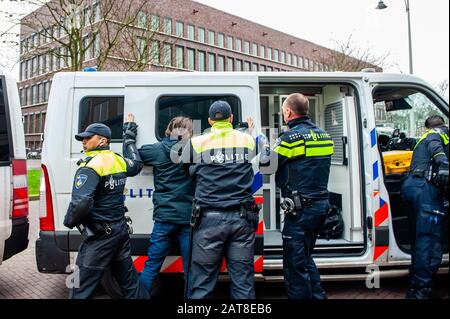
left=190, top=200, right=202, bottom=229
left=78, top=220, right=113, bottom=241
left=240, top=199, right=260, bottom=231
left=280, top=190, right=312, bottom=216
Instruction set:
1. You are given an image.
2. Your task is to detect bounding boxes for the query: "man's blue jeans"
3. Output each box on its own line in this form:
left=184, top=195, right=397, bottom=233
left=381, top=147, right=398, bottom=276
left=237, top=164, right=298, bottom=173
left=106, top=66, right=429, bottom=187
left=139, top=222, right=190, bottom=294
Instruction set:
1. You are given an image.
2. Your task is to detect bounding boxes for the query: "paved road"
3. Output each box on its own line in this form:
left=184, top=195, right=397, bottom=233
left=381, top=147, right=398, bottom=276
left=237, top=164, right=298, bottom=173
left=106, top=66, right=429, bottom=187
left=0, top=200, right=448, bottom=299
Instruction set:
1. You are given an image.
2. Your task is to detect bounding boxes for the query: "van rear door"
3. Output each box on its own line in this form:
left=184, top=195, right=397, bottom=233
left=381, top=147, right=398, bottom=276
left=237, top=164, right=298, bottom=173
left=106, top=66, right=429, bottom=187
left=0, top=75, right=13, bottom=263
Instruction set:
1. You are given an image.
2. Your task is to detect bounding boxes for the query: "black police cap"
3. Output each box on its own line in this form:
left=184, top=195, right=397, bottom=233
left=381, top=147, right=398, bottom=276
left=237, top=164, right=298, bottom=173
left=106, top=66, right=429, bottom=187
left=75, top=123, right=112, bottom=141
left=209, top=100, right=232, bottom=121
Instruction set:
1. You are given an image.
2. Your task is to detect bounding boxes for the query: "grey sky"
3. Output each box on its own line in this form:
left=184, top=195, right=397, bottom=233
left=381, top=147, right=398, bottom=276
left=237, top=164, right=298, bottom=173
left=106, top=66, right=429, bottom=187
left=1, top=0, right=448, bottom=89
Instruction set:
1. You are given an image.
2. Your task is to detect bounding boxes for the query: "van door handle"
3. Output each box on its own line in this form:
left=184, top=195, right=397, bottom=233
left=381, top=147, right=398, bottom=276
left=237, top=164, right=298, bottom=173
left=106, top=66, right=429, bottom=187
left=342, top=136, right=348, bottom=166
left=367, top=216, right=373, bottom=242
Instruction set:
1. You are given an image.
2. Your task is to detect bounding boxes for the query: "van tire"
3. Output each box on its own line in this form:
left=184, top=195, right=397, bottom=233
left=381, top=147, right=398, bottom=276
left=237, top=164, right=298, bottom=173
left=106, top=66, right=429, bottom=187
left=100, top=268, right=123, bottom=299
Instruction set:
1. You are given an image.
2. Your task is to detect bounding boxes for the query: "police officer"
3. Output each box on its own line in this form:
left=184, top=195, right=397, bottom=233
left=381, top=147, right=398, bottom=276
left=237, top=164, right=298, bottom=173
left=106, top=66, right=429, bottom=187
left=182, top=101, right=260, bottom=299
left=274, top=93, right=333, bottom=299
left=64, top=115, right=148, bottom=299
left=401, top=115, right=449, bottom=299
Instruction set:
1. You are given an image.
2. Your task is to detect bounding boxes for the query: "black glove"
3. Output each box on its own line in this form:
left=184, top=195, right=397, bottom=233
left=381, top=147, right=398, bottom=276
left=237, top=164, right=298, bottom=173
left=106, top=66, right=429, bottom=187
left=437, top=161, right=449, bottom=194
left=64, top=196, right=94, bottom=229
left=123, top=122, right=138, bottom=143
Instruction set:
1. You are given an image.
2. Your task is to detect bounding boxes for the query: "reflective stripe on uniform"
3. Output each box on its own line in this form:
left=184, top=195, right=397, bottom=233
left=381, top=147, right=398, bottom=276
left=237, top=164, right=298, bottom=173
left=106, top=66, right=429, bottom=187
left=275, top=139, right=333, bottom=158
left=191, top=121, right=255, bottom=153
left=414, top=128, right=449, bottom=150
left=81, top=150, right=127, bottom=176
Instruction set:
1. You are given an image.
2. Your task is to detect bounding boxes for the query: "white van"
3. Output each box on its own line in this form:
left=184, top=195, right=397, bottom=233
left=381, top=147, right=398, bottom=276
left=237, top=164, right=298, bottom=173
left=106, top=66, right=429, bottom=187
left=37, top=71, right=448, bottom=296
left=0, top=71, right=29, bottom=265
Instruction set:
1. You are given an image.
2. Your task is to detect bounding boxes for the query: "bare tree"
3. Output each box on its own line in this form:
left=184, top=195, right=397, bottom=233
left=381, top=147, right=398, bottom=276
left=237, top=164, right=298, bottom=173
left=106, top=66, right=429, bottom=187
left=435, top=79, right=449, bottom=102
left=313, top=35, right=389, bottom=72
left=5, top=0, right=170, bottom=72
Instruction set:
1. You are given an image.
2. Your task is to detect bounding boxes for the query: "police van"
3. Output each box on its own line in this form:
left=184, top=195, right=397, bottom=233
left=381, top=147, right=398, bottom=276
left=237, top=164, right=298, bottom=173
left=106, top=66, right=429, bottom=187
left=36, top=71, right=448, bottom=296
left=0, top=71, right=29, bottom=265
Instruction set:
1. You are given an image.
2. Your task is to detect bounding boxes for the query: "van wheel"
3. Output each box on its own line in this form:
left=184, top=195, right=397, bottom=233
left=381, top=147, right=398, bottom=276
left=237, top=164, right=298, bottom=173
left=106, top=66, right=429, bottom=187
left=100, top=268, right=123, bottom=299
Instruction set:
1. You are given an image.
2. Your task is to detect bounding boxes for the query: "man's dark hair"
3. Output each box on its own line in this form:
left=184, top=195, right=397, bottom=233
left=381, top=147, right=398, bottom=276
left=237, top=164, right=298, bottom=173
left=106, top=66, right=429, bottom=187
left=425, top=115, right=445, bottom=129
left=285, top=93, right=309, bottom=116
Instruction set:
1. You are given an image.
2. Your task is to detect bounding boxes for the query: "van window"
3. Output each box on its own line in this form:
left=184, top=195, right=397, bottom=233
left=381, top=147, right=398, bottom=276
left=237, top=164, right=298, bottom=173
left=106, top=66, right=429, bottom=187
left=0, top=77, right=11, bottom=163
left=79, top=96, right=124, bottom=141
left=156, top=95, right=241, bottom=139
left=324, top=101, right=345, bottom=164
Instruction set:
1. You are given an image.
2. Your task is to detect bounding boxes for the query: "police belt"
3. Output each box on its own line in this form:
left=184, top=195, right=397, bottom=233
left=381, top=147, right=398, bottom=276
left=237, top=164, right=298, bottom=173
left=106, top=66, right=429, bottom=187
left=84, top=218, right=123, bottom=235
left=281, top=191, right=315, bottom=215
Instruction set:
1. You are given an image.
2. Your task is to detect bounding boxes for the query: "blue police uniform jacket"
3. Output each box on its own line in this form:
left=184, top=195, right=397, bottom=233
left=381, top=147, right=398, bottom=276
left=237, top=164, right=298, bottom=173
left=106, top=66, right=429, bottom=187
left=409, top=126, right=449, bottom=174
left=68, top=146, right=143, bottom=223
left=182, top=121, right=256, bottom=209
left=274, top=116, right=334, bottom=200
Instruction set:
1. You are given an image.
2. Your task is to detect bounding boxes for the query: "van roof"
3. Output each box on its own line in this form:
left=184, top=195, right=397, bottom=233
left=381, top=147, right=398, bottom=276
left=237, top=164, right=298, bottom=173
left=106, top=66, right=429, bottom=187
left=56, top=71, right=430, bottom=88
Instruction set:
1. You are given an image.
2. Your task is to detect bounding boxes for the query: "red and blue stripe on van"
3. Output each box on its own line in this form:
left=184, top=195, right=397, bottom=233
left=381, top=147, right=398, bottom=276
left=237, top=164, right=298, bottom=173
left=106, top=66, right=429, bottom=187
left=371, top=128, right=389, bottom=263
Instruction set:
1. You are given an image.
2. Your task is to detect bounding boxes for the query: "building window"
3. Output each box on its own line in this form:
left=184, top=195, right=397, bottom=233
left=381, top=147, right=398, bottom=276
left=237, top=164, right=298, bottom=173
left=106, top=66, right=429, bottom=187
left=293, top=55, right=298, bottom=67
left=79, top=96, right=124, bottom=141
left=151, top=15, right=160, bottom=31
left=198, top=51, right=205, bottom=71
left=259, top=45, right=265, bottom=58
left=218, top=33, right=224, bottom=47
left=44, top=81, right=50, bottom=101
left=175, top=46, right=184, bottom=69
left=267, top=66, right=273, bottom=72
left=26, top=86, right=31, bottom=106
left=217, top=55, right=225, bottom=71
left=304, top=57, right=309, bottom=70
left=273, top=49, right=279, bottom=62
left=39, top=83, right=44, bottom=103
left=287, top=53, right=292, bottom=65
left=227, top=36, right=233, bottom=50
left=243, top=41, right=250, bottom=54
left=163, top=43, right=172, bottom=66
left=244, top=61, right=251, bottom=71
left=208, top=30, right=215, bottom=45
left=32, top=85, right=37, bottom=105
left=260, top=65, right=266, bottom=71
left=156, top=95, right=241, bottom=140
left=137, top=11, right=147, bottom=28
left=152, top=41, right=160, bottom=64
left=163, top=17, right=172, bottom=34
left=187, top=48, right=195, bottom=70
left=208, top=53, right=215, bottom=71
left=252, top=63, right=258, bottom=72
left=93, top=33, right=100, bottom=58
left=53, top=50, right=59, bottom=71
left=280, top=51, right=286, bottom=63
left=83, top=36, right=92, bottom=61
left=299, top=56, right=304, bottom=69
left=226, top=57, right=233, bottom=71
left=267, top=48, right=272, bottom=60
left=235, top=59, right=242, bottom=71
left=252, top=43, right=258, bottom=56
left=93, top=1, right=100, bottom=22
left=198, top=27, right=205, bottom=43
left=28, top=59, right=33, bottom=77
left=32, top=56, right=38, bottom=76
left=187, top=24, right=195, bottom=40
left=176, top=21, right=184, bottom=37
left=46, top=53, right=52, bottom=73
left=235, top=38, right=242, bottom=52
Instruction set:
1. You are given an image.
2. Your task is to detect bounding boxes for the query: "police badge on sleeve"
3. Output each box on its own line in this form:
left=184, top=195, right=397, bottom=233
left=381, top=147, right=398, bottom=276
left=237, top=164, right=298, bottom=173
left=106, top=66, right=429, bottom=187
left=75, top=174, right=88, bottom=189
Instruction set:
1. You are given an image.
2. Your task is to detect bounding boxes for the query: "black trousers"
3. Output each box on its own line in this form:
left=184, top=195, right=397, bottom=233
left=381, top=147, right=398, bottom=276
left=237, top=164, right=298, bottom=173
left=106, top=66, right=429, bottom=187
left=69, top=219, right=148, bottom=299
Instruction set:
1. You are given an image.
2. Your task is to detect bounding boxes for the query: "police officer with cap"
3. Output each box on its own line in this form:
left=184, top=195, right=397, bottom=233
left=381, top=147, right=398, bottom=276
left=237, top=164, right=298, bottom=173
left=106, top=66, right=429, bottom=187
left=273, top=93, right=334, bottom=299
left=182, top=100, right=260, bottom=299
left=401, top=115, right=449, bottom=299
left=64, top=115, right=148, bottom=299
